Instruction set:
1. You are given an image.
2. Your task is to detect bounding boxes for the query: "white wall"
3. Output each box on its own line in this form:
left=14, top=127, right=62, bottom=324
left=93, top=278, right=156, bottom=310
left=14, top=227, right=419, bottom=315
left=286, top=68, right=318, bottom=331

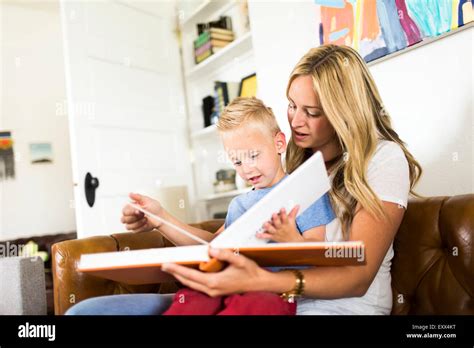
left=248, top=0, right=473, bottom=196
left=0, top=1, right=76, bottom=240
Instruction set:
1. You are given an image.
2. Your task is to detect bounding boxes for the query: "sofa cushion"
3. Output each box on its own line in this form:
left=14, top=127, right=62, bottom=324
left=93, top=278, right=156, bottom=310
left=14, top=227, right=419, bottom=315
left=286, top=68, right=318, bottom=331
left=391, top=195, right=474, bottom=314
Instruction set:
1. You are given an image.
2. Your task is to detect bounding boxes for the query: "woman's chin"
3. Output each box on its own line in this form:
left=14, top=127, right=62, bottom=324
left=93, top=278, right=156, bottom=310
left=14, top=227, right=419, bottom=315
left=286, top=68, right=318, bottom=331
left=293, top=137, right=310, bottom=148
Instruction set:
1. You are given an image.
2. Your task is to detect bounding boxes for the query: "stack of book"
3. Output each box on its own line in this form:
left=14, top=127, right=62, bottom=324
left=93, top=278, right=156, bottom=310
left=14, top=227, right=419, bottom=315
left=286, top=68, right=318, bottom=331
left=194, top=28, right=235, bottom=64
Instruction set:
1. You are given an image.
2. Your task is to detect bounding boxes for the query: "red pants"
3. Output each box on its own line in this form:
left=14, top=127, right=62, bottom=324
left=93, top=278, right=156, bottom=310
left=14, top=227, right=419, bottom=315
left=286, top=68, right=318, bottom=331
left=163, top=288, right=296, bottom=315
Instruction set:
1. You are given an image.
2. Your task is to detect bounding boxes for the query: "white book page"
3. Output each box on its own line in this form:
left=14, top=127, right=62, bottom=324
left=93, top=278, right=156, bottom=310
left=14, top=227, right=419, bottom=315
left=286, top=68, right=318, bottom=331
left=210, top=151, right=330, bottom=248
left=79, top=245, right=209, bottom=270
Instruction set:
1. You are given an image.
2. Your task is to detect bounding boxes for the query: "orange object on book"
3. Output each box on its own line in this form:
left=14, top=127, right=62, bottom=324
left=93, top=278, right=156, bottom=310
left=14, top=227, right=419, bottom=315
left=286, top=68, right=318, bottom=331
left=199, top=258, right=226, bottom=272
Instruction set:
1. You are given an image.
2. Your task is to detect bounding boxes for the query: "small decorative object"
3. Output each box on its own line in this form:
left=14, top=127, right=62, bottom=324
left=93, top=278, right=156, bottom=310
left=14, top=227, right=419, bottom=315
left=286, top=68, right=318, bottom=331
left=213, top=211, right=227, bottom=219
left=213, top=169, right=237, bottom=193
left=238, top=73, right=257, bottom=98
left=0, top=131, right=15, bottom=180
left=197, top=16, right=233, bottom=35
left=29, top=143, right=53, bottom=164
left=202, top=95, right=215, bottom=127
left=19, top=241, right=49, bottom=262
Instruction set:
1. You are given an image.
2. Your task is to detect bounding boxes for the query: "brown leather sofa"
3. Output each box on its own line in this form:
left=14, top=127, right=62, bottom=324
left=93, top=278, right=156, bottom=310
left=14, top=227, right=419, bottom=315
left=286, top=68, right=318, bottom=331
left=52, top=195, right=474, bottom=315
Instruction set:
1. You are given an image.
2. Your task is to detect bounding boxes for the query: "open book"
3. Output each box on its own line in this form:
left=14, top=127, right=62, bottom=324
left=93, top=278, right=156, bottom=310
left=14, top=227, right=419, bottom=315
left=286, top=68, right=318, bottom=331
left=78, top=151, right=366, bottom=285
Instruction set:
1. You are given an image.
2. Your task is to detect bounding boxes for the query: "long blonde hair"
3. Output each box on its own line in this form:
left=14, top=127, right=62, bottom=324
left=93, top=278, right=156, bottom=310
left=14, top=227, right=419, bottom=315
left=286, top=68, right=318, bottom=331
left=286, top=45, right=422, bottom=239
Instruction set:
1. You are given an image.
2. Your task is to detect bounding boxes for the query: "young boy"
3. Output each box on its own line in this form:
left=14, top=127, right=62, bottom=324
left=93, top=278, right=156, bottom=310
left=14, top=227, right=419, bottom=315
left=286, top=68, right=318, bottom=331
left=130, top=97, right=335, bottom=314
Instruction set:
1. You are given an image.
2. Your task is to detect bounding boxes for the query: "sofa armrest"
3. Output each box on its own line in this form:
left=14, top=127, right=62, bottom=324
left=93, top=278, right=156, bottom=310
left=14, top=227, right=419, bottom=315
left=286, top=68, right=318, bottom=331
left=52, top=219, right=225, bottom=315
left=52, top=231, right=165, bottom=315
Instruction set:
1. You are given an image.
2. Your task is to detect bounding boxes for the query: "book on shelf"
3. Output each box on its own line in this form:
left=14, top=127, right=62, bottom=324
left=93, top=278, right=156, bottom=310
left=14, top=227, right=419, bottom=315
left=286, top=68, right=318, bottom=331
left=193, top=25, right=235, bottom=64
left=210, top=38, right=233, bottom=48
left=195, top=46, right=225, bottom=64
left=194, top=31, right=234, bottom=49
left=214, top=81, right=240, bottom=113
left=209, top=27, right=234, bottom=36
left=207, top=31, right=234, bottom=41
left=78, top=152, right=366, bottom=285
left=194, top=41, right=212, bottom=57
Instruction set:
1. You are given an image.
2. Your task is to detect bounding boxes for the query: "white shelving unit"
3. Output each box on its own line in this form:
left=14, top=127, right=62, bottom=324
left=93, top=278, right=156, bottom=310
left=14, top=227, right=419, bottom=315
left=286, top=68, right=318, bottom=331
left=178, top=0, right=256, bottom=220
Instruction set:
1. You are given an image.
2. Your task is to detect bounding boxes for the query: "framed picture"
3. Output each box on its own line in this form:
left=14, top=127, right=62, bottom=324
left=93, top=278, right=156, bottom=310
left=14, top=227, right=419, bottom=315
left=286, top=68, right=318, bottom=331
left=30, top=143, right=53, bottom=164
left=238, top=73, right=257, bottom=97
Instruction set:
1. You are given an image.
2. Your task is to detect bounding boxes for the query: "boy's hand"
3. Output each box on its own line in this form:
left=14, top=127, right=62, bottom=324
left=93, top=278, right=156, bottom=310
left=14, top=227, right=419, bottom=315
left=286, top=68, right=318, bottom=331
left=121, top=192, right=164, bottom=232
left=257, top=206, right=304, bottom=243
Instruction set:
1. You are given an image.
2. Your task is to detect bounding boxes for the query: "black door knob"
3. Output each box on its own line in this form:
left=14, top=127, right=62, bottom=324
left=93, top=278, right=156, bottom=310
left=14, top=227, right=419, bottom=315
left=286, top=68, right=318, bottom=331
left=85, top=172, right=99, bottom=207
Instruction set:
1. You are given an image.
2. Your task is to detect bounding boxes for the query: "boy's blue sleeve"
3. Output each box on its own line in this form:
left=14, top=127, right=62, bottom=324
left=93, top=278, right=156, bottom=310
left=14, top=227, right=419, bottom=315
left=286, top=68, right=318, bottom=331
left=295, top=193, right=335, bottom=233
left=224, top=196, right=246, bottom=228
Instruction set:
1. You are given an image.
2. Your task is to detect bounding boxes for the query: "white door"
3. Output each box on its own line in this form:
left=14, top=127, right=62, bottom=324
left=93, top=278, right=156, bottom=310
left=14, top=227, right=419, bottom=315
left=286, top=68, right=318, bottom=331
left=60, top=0, right=194, bottom=238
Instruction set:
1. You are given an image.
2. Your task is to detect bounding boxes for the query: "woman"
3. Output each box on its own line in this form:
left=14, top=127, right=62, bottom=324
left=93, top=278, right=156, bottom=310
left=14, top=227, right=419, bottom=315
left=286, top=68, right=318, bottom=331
left=67, top=44, right=422, bottom=315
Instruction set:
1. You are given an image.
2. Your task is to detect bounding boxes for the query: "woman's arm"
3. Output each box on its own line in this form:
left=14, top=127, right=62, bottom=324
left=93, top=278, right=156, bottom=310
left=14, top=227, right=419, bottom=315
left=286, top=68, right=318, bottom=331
left=256, top=201, right=405, bottom=297
left=301, top=225, right=326, bottom=242
left=162, top=201, right=405, bottom=298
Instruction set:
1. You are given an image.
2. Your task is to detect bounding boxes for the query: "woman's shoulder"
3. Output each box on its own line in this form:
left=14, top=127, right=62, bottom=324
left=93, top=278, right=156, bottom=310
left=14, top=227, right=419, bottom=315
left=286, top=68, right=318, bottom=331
left=373, top=139, right=406, bottom=159
left=368, top=139, right=408, bottom=171
left=367, top=139, right=410, bottom=207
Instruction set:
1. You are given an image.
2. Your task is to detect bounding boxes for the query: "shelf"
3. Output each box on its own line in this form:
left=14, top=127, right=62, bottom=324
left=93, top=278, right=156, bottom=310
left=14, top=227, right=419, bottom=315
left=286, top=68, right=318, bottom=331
left=185, top=31, right=253, bottom=80
left=200, top=187, right=252, bottom=202
left=180, top=0, right=235, bottom=28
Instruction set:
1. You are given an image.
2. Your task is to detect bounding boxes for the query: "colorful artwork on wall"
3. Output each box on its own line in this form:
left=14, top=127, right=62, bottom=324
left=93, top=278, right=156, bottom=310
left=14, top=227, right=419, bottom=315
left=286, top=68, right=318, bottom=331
left=315, top=0, right=473, bottom=62
left=0, top=131, right=15, bottom=180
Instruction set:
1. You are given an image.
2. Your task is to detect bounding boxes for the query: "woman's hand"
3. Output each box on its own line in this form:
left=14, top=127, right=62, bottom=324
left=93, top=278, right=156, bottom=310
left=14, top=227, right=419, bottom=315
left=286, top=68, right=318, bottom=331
left=121, top=192, right=164, bottom=233
left=257, top=206, right=304, bottom=242
left=161, top=248, right=272, bottom=297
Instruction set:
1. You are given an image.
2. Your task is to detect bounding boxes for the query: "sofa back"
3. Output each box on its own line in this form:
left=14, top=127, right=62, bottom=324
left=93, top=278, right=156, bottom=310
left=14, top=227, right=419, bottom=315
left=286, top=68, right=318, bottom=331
left=391, top=194, right=473, bottom=314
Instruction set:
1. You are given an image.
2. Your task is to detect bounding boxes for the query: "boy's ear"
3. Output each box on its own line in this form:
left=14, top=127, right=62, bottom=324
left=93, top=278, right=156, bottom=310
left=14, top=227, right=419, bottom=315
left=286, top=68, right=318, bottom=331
left=275, top=131, right=287, bottom=154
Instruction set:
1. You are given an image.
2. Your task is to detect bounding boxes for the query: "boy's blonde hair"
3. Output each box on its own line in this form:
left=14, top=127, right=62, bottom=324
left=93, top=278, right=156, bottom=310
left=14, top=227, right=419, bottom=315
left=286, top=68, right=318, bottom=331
left=217, top=97, right=280, bottom=136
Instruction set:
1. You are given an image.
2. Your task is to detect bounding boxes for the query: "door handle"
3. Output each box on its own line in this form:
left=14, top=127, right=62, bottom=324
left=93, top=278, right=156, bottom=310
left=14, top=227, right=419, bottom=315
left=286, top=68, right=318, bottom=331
left=85, top=172, right=99, bottom=207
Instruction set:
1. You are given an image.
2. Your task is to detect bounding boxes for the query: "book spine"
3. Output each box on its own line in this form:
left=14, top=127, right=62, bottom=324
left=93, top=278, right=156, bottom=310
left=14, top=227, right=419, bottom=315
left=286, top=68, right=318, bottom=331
left=195, top=49, right=212, bottom=64
left=209, top=28, right=234, bottom=35
left=209, top=33, right=234, bottom=41
left=194, top=41, right=212, bottom=57
left=210, top=39, right=232, bottom=47
left=213, top=89, right=220, bottom=117
left=222, top=82, right=230, bottom=106
left=215, top=82, right=226, bottom=113
left=193, top=31, right=211, bottom=49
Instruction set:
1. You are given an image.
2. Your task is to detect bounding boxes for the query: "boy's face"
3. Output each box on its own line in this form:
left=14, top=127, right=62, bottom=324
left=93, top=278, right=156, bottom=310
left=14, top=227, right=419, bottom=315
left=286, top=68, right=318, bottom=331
left=221, top=125, right=286, bottom=189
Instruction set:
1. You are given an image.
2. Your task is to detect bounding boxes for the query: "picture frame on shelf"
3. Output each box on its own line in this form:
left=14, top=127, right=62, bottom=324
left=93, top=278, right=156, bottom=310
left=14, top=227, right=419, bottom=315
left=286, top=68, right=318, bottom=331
left=238, top=73, right=257, bottom=97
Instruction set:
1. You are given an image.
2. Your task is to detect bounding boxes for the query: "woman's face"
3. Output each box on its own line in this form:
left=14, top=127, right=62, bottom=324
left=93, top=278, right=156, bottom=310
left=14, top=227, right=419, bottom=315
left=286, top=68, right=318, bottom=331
left=287, top=75, right=337, bottom=153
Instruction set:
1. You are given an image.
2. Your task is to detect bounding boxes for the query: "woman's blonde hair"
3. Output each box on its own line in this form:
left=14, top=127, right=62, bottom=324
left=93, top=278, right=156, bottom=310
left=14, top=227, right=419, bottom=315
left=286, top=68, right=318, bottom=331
left=286, top=45, right=423, bottom=239
left=217, top=97, right=280, bottom=135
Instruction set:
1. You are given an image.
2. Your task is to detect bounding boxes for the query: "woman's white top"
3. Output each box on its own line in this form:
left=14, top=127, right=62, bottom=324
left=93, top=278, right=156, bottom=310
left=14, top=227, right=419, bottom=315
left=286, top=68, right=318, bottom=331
left=297, top=140, right=411, bottom=315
